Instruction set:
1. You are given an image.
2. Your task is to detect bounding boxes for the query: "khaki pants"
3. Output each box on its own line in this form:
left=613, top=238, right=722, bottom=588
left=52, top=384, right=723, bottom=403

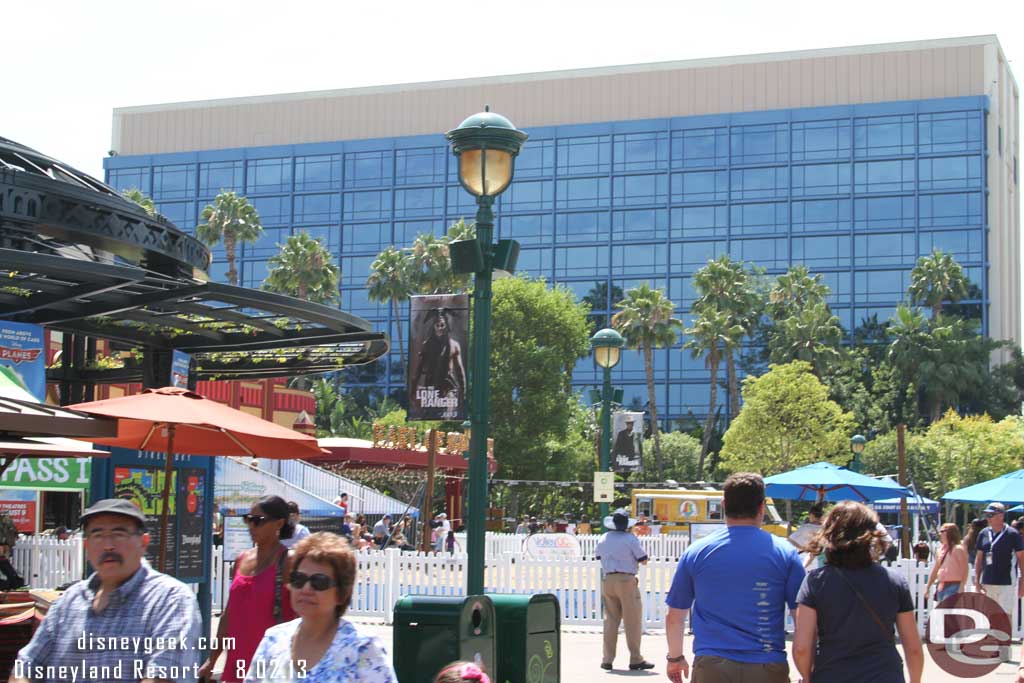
left=692, top=656, right=789, bottom=683
left=602, top=573, right=644, bottom=665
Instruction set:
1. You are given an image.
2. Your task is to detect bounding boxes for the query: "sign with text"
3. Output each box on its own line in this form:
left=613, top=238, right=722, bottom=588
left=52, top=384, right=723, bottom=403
left=175, top=468, right=206, bottom=579
left=523, top=532, right=582, bottom=558
left=0, top=458, right=91, bottom=490
left=170, top=351, right=191, bottom=389
left=594, top=472, right=614, bottom=503
left=611, top=411, right=643, bottom=473
left=0, top=489, right=38, bottom=533
left=222, top=515, right=251, bottom=562
left=0, top=321, right=45, bottom=400
left=408, top=294, right=468, bottom=421
left=114, top=466, right=177, bottom=568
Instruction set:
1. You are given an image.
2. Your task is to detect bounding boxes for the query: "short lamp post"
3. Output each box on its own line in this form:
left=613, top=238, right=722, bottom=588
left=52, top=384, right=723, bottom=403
left=849, top=434, right=866, bottom=473
left=591, top=328, right=624, bottom=520
left=446, top=108, right=527, bottom=596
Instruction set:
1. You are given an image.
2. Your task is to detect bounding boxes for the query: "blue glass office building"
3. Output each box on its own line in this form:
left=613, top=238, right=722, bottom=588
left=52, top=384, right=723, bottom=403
left=105, top=37, right=1020, bottom=426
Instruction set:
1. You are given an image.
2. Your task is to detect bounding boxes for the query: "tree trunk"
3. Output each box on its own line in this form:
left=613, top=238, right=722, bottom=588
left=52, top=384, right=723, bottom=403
left=698, top=352, right=720, bottom=477
left=932, top=303, right=942, bottom=321
left=726, top=349, right=740, bottom=421
left=225, top=235, right=238, bottom=286
left=930, top=395, right=942, bottom=423
left=643, top=343, right=662, bottom=477
left=393, top=299, right=406, bottom=380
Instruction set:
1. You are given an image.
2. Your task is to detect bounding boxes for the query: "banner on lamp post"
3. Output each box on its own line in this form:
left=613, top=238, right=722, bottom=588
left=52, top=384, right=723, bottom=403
left=611, top=411, right=644, bottom=473
left=0, top=321, right=45, bottom=401
left=408, top=294, right=469, bottom=421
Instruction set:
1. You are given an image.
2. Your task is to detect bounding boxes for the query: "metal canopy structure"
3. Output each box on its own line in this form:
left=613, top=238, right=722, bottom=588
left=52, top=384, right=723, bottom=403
left=0, top=136, right=388, bottom=383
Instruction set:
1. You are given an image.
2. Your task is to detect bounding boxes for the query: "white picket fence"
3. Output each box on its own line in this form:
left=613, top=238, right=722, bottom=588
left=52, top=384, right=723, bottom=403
left=10, top=535, right=84, bottom=590
left=457, top=533, right=691, bottom=559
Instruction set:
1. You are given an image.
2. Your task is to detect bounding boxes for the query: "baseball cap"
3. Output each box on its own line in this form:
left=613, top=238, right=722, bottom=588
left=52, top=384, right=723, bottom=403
left=80, top=498, right=147, bottom=528
left=983, top=502, right=1006, bottom=516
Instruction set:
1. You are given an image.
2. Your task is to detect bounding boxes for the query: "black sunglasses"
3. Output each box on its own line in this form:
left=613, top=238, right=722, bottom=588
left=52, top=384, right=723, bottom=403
left=289, top=571, right=337, bottom=591
left=243, top=514, right=274, bottom=526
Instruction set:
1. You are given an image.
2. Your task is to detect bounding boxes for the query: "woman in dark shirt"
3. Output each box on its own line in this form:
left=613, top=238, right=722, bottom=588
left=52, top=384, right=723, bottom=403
left=793, top=501, right=924, bottom=683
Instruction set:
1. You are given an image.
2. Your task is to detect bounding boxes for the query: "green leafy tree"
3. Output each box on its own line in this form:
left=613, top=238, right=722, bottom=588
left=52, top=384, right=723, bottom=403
left=582, top=281, right=625, bottom=330
left=612, top=284, right=682, bottom=477
left=406, top=220, right=476, bottom=295
left=262, top=231, right=339, bottom=303
left=859, top=430, right=934, bottom=494
left=692, top=256, right=761, bottom=419
left=909, top=250, right=970, bottom=320
left=122, top=188, right=156, bottom=216
left=490, top=277, right=592, bottom=480
left=766, top=265, right=829, bottom=321
left=367, top=246, right=413, bottom=371
left=920, top=412, right=1024, bottom=495
left=196, top=191, right=263, bottom=286
left=768, top=302, right=844, bottom=376
left=642, top=431, right=702, bottom=483
left=720, top=361, right=855, bottom=475
left=918, top=319, right=1002, bottom=422
left=684, top=308, right=744, bottom=473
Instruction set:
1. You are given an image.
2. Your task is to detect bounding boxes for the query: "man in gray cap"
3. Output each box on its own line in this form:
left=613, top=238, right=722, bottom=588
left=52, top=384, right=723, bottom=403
left=595, top=508, right=653, bottom=671
left=974, top=501, right=1023, bottom=661
left=13, top=498, right=203, bottom=683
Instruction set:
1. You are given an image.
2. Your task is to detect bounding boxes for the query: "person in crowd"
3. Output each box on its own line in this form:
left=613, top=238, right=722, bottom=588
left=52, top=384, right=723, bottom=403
left=514, top=516, right=529, bottom=535
left=576, top=514, right=592, bottom=535
left=246, top=532, right=396, bottom=682
left=435, top=661, right=490, bottom=683
left=445, top=530, right=460, bottom=555
left=434, top=513, right=451, bottom=553
left=788, top=503, right=824, bottom=552
left=1012, top=518, right=1024, bottom=533
left=13, top=499, right=202, bottom=683
left=925, top=522, right=969, bottom=604
left=200, top=495, right=297, bottom=683
left=973, top=501, right=1024, bottom=662
left=528, top=516, right=541, bottom=535
left=341, top=513, right=354, bottom=541
left=963, top=517, right=986, bottom=558
left=282, top=501, right=312, bottom=550
left=355, top=513, right=367, bottom=529
left=634, top=513, right=651, bottom=537
left=53, top=526, right=71, bottom=541
left=0, top=510, right=19, bottom=559
left=595, top=508, right=654, bottom=671
left=565, top=515, right=577, bottom=535
left=213, top=503, right=224, bottom=547
left=333, top=492, right=349, bottom=515
left=912, top=541, right=930, bottom=563
left=793, top=501, right=924, bottom=683
left=665, top=473, right=805, bottom=683
left=372, top=515, right=391, bottom=547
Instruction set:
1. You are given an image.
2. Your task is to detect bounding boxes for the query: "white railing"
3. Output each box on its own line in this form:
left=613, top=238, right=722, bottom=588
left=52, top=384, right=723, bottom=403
left=258, top=458, right=411, bottom=516
left=456, top=533, right=691, bottom=559
left=209, top=544, right=1021, bottom=636
left=11, top=535, right=83, bottom=589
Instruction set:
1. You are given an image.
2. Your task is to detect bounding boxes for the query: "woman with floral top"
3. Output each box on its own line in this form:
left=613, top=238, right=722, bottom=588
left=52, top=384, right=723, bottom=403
left=246, top=532, right=395, bottom=683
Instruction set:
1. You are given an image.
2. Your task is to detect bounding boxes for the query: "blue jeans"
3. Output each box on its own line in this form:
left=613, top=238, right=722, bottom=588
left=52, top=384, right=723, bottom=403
left=936, top=582, right=960, bottom=603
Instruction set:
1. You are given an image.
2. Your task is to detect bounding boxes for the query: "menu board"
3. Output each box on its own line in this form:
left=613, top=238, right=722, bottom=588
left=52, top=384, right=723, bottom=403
left=113, top=466, right=177, bottom=569
left=176, top=468, right=206, bottom=579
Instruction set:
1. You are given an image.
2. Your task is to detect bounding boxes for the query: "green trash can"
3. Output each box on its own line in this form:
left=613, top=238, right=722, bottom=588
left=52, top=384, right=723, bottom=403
left=393, top=595, right=496, bottom=683
left=490, top=593, right=560, bottom=683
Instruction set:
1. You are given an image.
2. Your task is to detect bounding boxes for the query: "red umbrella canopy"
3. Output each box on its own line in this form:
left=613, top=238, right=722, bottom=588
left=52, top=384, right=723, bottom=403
left=70, top=386, right=324, bottom=459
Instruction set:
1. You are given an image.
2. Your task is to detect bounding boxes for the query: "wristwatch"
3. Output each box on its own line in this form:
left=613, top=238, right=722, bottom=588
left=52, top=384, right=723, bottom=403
left=666, top=654, right=686, bottom=663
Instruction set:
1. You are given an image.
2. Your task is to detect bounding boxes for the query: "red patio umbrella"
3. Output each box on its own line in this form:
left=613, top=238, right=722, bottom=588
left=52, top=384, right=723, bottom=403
left=70, top=386, right=325, bottom=571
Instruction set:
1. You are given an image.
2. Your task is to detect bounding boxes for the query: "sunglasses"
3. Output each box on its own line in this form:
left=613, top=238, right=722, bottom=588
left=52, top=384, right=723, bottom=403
left=289, top=571, right=337, bottom=591
left=243, top=514, right=275, bottom=526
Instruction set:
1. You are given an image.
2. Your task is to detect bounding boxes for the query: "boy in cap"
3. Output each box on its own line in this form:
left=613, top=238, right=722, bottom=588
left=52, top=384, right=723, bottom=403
left=13, top=498, right=202, bottom=683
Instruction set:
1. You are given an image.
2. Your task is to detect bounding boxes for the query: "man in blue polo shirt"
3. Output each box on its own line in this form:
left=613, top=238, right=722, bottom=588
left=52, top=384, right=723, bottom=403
left=974, top=501, right=1024, bottom=662
left=665, top=473, right=805, bottom=683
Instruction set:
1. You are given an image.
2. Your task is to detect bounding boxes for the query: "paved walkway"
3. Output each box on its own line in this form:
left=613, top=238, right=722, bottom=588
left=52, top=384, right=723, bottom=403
left=349, top=618, right=1022, bottom=683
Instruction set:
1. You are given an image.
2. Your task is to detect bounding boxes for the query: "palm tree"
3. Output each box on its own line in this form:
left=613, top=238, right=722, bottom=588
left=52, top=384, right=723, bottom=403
left=768, top=302, right=844, bottom=376
left=692, top=256, right=760, bottom=419
left=767, top=265, right=830, bottom=321
left=909, top=250, right=970, bottom=320
left=262, top=231, right=339, bottom=303
left=407, top=233, right=452, bottom=294
left=196, top=191, right=263, bottom=286
left=122, top=188, right=156, bottom=216
left=886, top=305, right=933, bottom=424
left=367, top=246, right=413, bottom=371
left=612, top=284, right=683, bottom=477
left=684, top=308, right=744, bottom=473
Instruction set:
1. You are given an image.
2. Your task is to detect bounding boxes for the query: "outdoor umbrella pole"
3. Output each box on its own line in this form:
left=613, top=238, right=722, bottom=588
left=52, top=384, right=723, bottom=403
left=158, top=424, right=176, bottom=572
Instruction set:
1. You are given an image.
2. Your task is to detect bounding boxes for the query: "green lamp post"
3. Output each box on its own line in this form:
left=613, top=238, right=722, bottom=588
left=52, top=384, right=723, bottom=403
left=446, top=108, right=527, bottom=596
left=591, top=328, right=624, bottom=520
left=849, top=434, right=866, bottom=473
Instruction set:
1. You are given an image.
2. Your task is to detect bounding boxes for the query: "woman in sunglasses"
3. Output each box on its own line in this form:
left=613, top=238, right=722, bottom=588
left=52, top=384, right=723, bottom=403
left=246, top=532, right=396, bottom=682
left=200, top=495, right=297, bottom=683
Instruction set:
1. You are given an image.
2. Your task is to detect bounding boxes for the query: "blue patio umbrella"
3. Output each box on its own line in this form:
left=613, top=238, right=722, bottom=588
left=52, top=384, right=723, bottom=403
left=940, top=469, right=1024, bottom=505
left=765, top=462, right=911, bottom=502
left=1009, top=504, right=1023, bottom=513
left=872, top=495, right=939, bottom=515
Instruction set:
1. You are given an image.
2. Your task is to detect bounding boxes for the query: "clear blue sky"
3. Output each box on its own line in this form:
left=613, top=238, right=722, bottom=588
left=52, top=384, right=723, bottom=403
left=7, top=0, right=1023, bottom=179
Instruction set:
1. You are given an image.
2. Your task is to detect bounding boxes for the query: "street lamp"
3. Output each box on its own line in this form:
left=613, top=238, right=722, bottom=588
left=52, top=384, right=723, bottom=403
left=848, top=434, right=866, bottom=473
left=447, top=108, right=527, bottom=596
left=591, top=328, right=624, bottom=520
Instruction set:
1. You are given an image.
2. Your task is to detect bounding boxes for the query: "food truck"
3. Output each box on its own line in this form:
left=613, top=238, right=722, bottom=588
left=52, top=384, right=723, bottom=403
left=631, top=488, right=789, bottom=541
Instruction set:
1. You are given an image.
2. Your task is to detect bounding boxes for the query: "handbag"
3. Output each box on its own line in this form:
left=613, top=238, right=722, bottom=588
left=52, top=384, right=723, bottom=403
left=833, top=567, right=895, bottom=643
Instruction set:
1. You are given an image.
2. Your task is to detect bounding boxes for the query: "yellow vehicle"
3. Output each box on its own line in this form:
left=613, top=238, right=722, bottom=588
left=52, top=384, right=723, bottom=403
left=631, top=488, right=789, bottom=539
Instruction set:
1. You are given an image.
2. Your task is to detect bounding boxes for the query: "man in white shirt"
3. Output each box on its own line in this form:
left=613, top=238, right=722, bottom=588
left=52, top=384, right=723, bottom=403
left=434, top=513, right=451, bottom=552
left=281, top=501, right=311, bottom=549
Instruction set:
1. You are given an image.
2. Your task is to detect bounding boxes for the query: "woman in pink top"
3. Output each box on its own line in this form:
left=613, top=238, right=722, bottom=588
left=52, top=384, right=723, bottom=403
left=199, top=495, right=297, bottom=682
left=926, top=522, right=969, bottom=603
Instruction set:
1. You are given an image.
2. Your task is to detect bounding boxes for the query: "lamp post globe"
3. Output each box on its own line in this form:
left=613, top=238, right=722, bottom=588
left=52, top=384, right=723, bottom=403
left=446, top=109, right=526, bottom=597
left=591, top=328, right=625, bottom=520
left=849, top=434, right=867, bottom=473
left=591, top=328, right=625, bottom=369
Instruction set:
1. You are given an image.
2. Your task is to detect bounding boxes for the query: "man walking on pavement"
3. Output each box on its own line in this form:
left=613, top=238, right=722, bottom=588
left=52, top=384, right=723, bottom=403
left=595, top=508, right=655, bottom=671
left=665, top=473, right=805, bottom=683
left=973, top=501, right=1024, bottom=662
left=13, top=498, right=202, bottom=683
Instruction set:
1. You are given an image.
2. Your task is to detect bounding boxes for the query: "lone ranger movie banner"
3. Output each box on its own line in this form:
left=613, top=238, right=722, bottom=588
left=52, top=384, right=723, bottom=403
left=611, top=411, right=644, bottom=473
left=408, top=294, right=469, bottom=421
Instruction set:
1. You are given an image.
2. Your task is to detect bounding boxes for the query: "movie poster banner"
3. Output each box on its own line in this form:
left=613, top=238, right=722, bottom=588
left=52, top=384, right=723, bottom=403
left=0, top=321, right=45, bottom=400
left=408, top=294, right=468, bottom=421
left=611, top=411, right=644, bottom=473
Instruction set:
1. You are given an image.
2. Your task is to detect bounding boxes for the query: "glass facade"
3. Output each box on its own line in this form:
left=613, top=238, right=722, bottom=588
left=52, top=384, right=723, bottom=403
left=106, top=96, right=989, bottom=424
